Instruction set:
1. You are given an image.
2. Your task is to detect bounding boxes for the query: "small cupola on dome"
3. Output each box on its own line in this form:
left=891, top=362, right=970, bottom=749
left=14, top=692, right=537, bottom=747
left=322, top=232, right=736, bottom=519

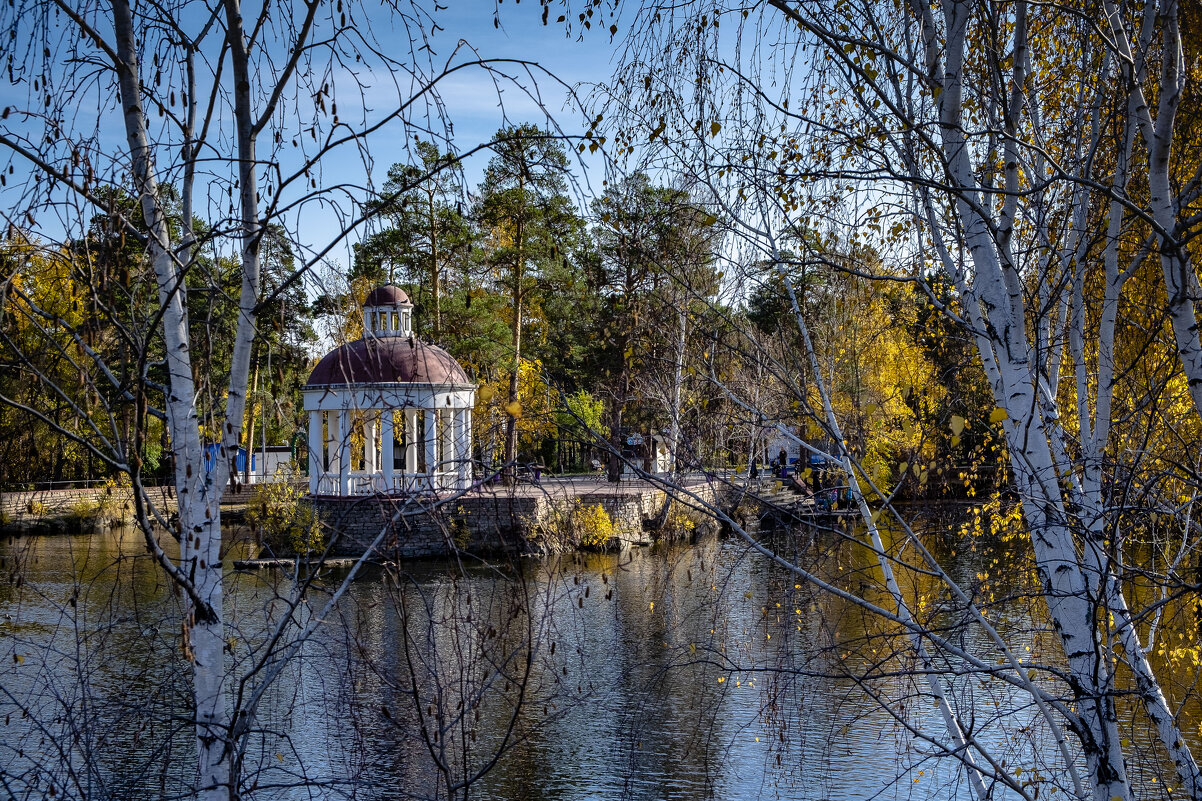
left=363, top=284, right=413, bottom=338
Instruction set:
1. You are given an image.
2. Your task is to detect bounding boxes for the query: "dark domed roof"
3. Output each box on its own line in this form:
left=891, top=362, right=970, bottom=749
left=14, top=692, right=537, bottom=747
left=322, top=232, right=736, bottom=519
left=306, top=337, right=469, bottom=387
left=363, top=285, right=411, bottom=306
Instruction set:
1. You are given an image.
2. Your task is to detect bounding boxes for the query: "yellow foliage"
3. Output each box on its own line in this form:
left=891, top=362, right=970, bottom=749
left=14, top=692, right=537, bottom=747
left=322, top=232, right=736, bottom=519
left=811, top=278, right=940, bottom=492
left=247, top=466, right=324, bottom=554
left=473, top=359, right=556, bottom=462
left=571, top=501, right=614, bottom=548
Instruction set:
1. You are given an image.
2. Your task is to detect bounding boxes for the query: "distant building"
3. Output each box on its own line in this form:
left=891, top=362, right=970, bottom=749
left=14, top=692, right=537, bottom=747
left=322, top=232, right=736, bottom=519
left=302, top=285, right=477, bottom=496
left=203, top=443, right=245, bottom=475
left=247, top=446, right=293, bottom=484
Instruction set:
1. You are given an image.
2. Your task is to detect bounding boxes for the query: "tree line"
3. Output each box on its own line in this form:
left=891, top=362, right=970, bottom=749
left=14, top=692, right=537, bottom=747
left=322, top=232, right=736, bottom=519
left=2, top=125, right=998, bottom=495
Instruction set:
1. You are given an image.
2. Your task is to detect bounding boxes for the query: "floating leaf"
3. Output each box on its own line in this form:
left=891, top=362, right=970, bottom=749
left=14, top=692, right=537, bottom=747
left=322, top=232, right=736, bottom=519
left=950, top=415, right=965, bottom=436
left=504, top=401, right=522, bottom=418
left=989, top=408, right=1009, bottom=424
left=710, top=121, right=721, bottom=136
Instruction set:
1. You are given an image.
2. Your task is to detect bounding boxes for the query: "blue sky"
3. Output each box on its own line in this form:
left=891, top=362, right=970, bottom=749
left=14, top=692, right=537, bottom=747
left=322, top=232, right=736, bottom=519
left=294, top=0, right=621, bottom=271
left=0, top=0, right=621, bottom=276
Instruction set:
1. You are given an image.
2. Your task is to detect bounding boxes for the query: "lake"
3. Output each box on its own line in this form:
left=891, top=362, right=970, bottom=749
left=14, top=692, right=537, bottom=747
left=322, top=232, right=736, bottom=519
left=0, top=518, right=1186, bottom=799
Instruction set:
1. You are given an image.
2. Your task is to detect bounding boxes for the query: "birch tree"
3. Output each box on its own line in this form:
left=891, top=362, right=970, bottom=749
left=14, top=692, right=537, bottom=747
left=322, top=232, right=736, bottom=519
left=594, top=0, right=1202, bottom=798
left=0, top=0, right=579, bottom=796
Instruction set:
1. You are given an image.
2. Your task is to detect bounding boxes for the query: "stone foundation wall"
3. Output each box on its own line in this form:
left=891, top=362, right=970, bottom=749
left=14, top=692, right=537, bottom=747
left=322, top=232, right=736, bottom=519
left=312, top=493, right=538, bottom=558
left=311, top=483, right=719, bottom=559
left=0, top=485, right=177, bottom=522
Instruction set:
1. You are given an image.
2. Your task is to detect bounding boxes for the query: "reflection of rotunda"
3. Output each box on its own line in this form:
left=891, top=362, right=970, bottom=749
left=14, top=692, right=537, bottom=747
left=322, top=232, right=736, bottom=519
left=303, top=286, right=476, bottom=496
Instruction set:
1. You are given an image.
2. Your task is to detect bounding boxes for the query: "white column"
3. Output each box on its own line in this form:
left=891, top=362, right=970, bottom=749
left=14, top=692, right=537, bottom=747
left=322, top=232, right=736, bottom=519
left=308, top=410, right=322, bottom=495
left=456, top=408, right=471, bottom=488
left=464, top=407, right=472, bottom=459
left=405, top=409, right=418, bottom=475
left=441, top=408, right=454, bottom=475
left=337, top=407, right=350, bottom=496
left=365, top=413, right=378, bottom=475
left=425, top=408, right=438, bottom=487
left=325, top=411, right=338, bottom=480
left=381, top=410, right=395, bottom=493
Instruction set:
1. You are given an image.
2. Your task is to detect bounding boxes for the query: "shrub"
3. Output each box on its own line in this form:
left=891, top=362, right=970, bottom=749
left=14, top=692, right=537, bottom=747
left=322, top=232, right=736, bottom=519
left=449, top=506, right=472, bottom=550
left=246, top=466, right=323, bottom=555
left=94, top=476, right=129, bottom=521
left=65, top=498, right=100, bottom=522
left=572, top=501, right=614, bottom=549
left=661, top=502, right=697, bottom=539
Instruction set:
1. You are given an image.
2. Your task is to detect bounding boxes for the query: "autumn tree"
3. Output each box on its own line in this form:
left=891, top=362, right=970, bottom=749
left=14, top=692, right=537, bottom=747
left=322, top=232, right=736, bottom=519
left=0, top=0, right=582, bottom=796
left=474, top=124, right=583, bottom=481
left=591, top=173, right=719, bottom=477
left=591, top=0, right=1202, bottom=798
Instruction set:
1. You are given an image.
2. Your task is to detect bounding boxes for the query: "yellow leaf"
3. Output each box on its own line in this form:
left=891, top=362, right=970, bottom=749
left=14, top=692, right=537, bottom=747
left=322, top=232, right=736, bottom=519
left=950, top=415, right=965, bottom=436
left=710, top=121, right=721, bottom=136
left=717, top=676, right=725, bottom=683
left=504, top=401, right=522, bottom=418
left=649, top=601, right=654, bottom=612
left=990, top=407, right=1009, bottom=424
left=479, top=386, right=495, bottom=402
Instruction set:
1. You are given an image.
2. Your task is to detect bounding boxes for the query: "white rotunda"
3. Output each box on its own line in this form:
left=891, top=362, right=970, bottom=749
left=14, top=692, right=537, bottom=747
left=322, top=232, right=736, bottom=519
left=304, top=285, right=476, bottom=496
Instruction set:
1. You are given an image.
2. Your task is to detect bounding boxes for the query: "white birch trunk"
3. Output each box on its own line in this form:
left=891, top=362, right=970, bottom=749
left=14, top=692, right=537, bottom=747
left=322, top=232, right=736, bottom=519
left=111, top=1, right=230, bottom=796
left=901, top=2, right=1135, bottom=795
left=668, top=297, right=687, bottom=474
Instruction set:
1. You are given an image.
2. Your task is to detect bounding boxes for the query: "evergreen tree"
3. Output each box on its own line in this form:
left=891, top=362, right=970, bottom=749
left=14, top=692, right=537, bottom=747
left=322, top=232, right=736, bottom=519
left=353, top=141, right=470, bottom=344
left=474, top=124, right=581, bottom=480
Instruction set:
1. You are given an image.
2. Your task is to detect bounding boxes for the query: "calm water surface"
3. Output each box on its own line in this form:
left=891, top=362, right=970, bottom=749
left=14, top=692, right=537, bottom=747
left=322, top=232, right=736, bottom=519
left=0, top=521, right=1175, bottom=800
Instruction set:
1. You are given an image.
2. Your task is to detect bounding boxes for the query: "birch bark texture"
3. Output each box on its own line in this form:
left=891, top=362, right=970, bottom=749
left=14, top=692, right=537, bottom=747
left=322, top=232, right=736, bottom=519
left=605, top=0, right=1202, bottom=798
left=0, top=0, right=576, bottom=795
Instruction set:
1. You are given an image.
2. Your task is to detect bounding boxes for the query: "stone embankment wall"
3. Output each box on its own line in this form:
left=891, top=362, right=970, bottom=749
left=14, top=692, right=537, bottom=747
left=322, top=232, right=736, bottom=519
left=311, top=483, right=720, bottom=559
left=1, top=485, right=178, bottom=525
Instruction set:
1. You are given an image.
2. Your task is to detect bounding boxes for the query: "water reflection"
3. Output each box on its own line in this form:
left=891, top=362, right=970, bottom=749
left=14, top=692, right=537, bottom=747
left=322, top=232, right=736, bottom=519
left=2, top=519, right=1189, bottom=800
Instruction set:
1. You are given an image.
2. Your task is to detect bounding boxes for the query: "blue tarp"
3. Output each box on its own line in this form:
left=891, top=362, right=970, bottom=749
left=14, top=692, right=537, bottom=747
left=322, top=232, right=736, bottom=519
left=203, top=444, right=246, bottom=475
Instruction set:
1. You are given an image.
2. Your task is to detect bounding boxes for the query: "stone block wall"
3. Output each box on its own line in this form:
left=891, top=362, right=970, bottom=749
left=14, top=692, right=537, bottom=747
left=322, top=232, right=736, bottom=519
left=311, top=493, right=538, bottom=558
left=0, top=484, right=177, bottom=523
left=310, top=483, right=719, bottom=559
